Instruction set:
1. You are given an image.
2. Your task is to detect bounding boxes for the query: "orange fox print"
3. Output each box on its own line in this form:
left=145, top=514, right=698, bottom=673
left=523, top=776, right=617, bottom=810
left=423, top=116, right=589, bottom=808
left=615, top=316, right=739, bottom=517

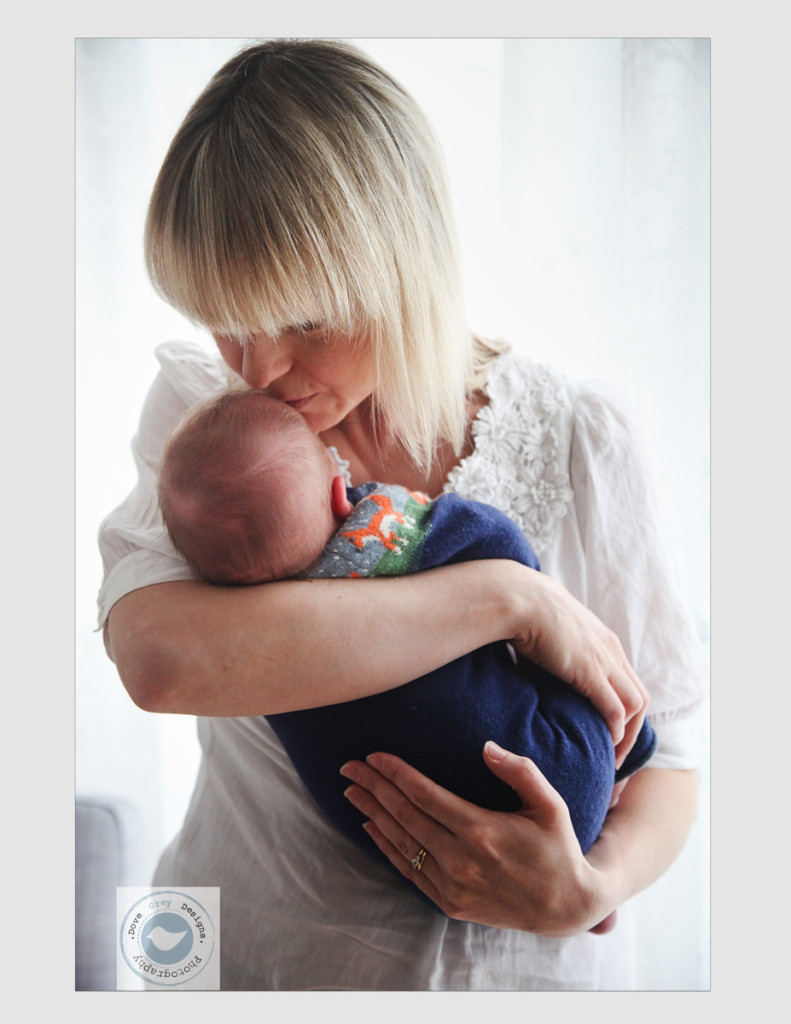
left=341, top=493, right=414, bottom=552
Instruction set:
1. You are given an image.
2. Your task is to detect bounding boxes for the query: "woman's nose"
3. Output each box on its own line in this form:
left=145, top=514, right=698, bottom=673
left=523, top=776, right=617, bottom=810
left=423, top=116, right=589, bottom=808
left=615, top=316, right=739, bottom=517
left=241, top=337, right=292, bottom=389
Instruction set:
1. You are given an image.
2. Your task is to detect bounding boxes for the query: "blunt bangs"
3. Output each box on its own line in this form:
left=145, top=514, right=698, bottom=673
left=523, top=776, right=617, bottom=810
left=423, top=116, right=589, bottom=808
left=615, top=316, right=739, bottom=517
left=146, top=129, right=377, bottom=343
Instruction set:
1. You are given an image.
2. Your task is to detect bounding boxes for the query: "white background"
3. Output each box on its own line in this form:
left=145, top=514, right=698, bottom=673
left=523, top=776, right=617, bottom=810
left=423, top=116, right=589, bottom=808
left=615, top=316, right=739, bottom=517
left=76, top=36, right=710, bottom=989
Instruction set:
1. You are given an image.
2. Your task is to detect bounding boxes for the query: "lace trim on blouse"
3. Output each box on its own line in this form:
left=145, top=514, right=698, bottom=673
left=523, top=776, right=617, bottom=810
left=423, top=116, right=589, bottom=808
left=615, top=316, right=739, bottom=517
left=444, top=351, right=573, bottom=554
left=327, top=446, right=353, bottom=487
left=329, top=353, right=573, bottom=555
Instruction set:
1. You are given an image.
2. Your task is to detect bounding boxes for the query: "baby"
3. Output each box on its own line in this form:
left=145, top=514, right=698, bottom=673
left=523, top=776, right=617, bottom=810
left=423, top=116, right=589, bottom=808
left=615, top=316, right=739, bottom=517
left=158, top=389, right=657, bottom=874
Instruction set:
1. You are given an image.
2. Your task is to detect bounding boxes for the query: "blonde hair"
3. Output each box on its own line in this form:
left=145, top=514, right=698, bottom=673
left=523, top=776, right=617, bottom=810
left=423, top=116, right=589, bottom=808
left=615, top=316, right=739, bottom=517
left=145, top=38, right=506, bottom=469
left=158, top=390, right=337, bottom=584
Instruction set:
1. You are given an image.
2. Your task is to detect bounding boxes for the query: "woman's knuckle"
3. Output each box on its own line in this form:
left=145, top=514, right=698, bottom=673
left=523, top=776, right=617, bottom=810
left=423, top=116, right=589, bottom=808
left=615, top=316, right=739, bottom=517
left=545, top=798, right=571, bottom=831
left=622, top=693, right=639, bottom=716
left=410, top=782, right=434, bottom=813
left=468, top=824, right=500, bottom=862
left=624, top=689, right=649, bottom=717
left=448, top=852, right=490, bottom=894
left=394, top=803, right=419, bottom=834
left=447, top=851, right=480, bottom=887
left=393, top=833, right=412, bottom=859
left=464, top=822, right=486, bottom=849
left=443, top=852, right=465, bottom=881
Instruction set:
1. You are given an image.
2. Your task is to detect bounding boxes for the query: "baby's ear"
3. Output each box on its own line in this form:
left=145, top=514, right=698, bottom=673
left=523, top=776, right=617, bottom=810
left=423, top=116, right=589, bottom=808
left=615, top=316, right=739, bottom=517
left=330, top=476, right=353, bottom=520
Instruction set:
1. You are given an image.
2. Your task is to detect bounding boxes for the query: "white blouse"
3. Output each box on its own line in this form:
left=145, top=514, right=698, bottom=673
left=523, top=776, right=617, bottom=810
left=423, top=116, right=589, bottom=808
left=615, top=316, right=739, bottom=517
left=97, top=341, right=707, bottom=990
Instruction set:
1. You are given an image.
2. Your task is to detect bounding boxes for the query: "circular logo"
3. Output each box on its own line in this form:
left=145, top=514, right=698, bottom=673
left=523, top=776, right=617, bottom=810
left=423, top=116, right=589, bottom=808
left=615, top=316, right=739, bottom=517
left=119, top=890, right=215, bottom=987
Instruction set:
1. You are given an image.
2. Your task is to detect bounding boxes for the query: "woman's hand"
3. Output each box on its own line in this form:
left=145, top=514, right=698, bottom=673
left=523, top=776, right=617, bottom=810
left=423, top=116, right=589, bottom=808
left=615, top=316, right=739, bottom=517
left=504, top=565, right=650, bottom=767
left=340, top=742, right=615, bottom=936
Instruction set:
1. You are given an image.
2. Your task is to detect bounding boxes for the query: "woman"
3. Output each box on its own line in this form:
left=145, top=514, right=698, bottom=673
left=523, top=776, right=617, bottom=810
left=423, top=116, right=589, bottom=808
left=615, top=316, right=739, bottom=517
left=99, top=39, right=706, bottom=989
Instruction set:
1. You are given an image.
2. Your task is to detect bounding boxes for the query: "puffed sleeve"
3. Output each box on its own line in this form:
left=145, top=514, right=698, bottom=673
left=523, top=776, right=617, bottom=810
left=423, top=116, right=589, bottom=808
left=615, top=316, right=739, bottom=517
left=567, top=382, right=708, bottom=770
left=96, top=341, right=227, bottom=635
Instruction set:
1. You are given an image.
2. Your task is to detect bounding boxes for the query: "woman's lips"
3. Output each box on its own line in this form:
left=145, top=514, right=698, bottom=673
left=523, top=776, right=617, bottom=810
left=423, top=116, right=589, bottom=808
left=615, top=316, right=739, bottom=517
left=283, top=394, right=315, bottom=411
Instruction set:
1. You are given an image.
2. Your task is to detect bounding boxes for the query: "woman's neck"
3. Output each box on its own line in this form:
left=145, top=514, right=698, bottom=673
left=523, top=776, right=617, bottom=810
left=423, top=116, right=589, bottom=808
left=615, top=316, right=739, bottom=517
left=320, top=391, right=488, bottom=496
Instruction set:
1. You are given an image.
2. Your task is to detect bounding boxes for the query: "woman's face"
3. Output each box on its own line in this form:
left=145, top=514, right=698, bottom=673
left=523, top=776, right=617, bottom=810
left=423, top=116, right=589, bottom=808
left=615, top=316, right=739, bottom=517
left=213, top=324, right=377, bottom=434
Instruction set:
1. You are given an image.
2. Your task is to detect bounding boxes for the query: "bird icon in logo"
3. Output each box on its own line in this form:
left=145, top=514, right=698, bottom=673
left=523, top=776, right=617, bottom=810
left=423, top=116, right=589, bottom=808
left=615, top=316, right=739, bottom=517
left=146, top=925, right=190, bottom=952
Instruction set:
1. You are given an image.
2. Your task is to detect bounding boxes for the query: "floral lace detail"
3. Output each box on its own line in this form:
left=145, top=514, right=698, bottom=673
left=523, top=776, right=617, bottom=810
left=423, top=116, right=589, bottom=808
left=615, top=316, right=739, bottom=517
left=444, top=351, right=573, bottom=554
left=327, top=445, right=353, bottom=486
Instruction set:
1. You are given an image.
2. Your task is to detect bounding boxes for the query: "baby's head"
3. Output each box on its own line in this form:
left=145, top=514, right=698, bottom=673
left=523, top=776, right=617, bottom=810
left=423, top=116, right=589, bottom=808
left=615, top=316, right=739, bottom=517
left=158, top=390, right=352, bottom=584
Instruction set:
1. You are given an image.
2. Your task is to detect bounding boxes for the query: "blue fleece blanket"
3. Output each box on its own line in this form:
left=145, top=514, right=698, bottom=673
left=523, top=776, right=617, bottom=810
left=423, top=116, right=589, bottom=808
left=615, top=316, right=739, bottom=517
left=267, top=485, right=656, bottom=869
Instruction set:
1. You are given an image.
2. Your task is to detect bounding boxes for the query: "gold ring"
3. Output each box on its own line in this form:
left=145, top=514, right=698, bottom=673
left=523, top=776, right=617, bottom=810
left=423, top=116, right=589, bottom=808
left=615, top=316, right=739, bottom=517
left=411, top=847, right=427, bottom=871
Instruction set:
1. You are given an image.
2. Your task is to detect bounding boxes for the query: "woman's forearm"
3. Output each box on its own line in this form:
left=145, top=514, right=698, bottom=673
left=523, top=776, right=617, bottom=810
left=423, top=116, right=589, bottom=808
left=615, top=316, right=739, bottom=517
left=106, top=561, right=518, bottom=717
left=584, top=767, right=699, bottom=922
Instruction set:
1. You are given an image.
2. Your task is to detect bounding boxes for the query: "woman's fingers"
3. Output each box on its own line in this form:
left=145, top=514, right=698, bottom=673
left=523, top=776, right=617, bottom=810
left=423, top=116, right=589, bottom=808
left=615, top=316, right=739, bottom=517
left=608, top=656, right=651, bottom=766
left=577, top=673, right=627, bottom=745
left=481, top=741, right=569, bottom=823
left=586, top=643, right=649, bottom=745
left=614, top=704, right=648, bottom=768
left=340, top=751, right=483, bottom=887
left=510, top=570, right=650, bottom=758
left=564, top=645, right=650, bottom=760
left=360, top=820, right=444, bottom=903
left=341, top=778, right=436, bottom=868
left=341, top=752, right=469, bottom=840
